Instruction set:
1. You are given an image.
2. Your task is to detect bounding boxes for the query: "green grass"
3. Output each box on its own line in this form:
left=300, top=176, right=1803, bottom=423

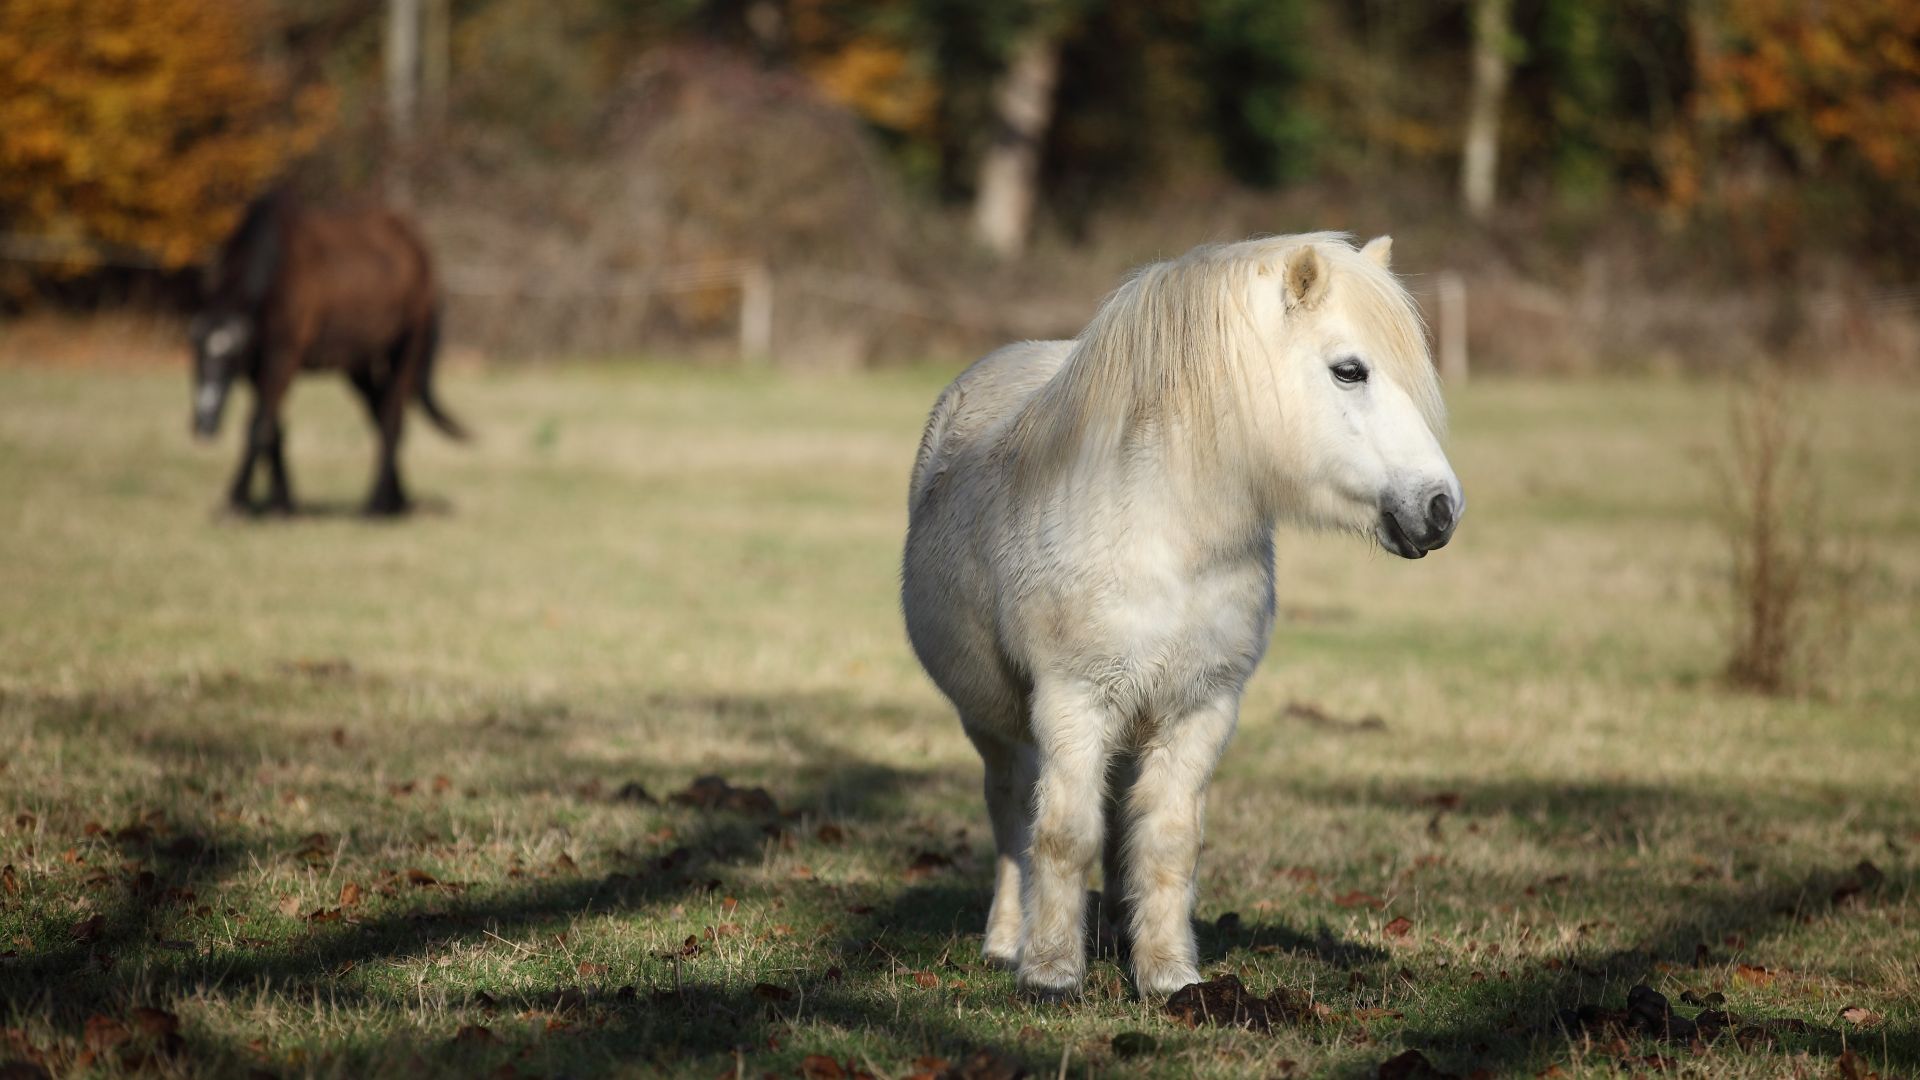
left=1, top=363, right=1916, bottom=1078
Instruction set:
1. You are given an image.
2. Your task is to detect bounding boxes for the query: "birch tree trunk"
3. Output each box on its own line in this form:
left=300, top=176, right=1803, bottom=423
left=972, top=24, right=1062, bottom=260
left=386, top=0, right=420, bottom=147
left=422, top=0, right=449, bottom=137
left=1460, top=0, right=1512, bottom=220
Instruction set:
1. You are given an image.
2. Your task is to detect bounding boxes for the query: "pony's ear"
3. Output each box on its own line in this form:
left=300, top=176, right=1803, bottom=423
left=1283, top=245, right=1331, bottom=310
left=1361, top=235, right=1393, bottom=269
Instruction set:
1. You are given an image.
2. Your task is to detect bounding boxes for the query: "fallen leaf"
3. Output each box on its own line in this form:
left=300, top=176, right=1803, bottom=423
left=1734, top=963, right=1775, bottom=987
left=1839, top=1005, right=1885, bottom=1029
left=1, top=866, right=17, bottom=896
left=904, top=851, right=954, bottom=881
left=452, top=1025, right=494, bottom=1044
left=799, top=1053, right=844, bottom=1079
left=670, top=776, right=778, bottom=816
left=338, top=882, right=362, bottom=908
left=303, top=907, right=342, bottom=924
left=129, top=1007, right=179, bottom=1037
left=1377, top=1049, right=1459, bottom=1080
left=913, top=971, right=940, bottom=988
left=1835, top=1050, right=1881, bottom=1080
left=941, top=1048, right=1027, bottom=1080
left=576, top=961, right=607, bottom=978
left=1333, top=891, right=1385, bottom=909
left=82, top=1015, right=130, bottom=1051
left=1384, top=916, right=1414, bottom=939
left=816, top=823, right=846, bottom=844
left=1832, top=861, right=1885, bottom=907
left=404, top=868, right=438, bottom=887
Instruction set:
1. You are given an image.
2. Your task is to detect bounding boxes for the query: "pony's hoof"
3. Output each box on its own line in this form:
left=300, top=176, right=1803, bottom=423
left=1132, top=963, right=1201, bottom=1000
left=1016, top=959, right=1084, bottom=1001
left=982, top=946, right=1019, bottom=970
left=363, top=500, right=410, bottom=518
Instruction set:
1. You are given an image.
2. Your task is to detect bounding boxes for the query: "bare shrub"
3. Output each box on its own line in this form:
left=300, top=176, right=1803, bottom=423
left=1718, top=372, right=1861, bottom=695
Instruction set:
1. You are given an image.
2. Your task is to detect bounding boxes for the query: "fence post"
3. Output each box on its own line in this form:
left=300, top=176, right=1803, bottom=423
left=739, top=261, right=774, bottom=365
left=1437, top=270, right=1469, bottom=384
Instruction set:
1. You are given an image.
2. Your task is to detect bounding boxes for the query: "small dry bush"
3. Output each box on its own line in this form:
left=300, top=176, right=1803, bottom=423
left=1718, top=372, right=1861, bottom=695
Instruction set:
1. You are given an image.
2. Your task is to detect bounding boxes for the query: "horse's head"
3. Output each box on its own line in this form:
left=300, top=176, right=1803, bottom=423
left=187, top=310, right=253, bottom=439
left=1264, top=236, right=1462, bottom=559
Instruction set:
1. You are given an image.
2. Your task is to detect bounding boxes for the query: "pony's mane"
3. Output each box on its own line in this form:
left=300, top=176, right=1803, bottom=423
left=1004, top=232, right=1444, bottom=488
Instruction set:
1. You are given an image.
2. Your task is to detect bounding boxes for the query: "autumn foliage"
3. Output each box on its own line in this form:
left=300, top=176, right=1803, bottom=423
left=0, top=0, right=331, bottom=270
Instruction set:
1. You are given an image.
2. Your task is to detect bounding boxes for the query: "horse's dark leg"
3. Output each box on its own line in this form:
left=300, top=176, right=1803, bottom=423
left=262, top=418, right=293, bottom=513
left=364, top=367, right=412, bottom=516
left=226, top=419, right=259, bottom=513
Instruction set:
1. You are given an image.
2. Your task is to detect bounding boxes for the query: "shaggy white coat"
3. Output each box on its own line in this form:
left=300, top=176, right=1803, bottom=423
left=902, top=233, right=1460, bottom=997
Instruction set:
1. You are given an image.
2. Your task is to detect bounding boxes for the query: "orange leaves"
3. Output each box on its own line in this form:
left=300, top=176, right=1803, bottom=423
left=0, top=0, right=335, bottom=271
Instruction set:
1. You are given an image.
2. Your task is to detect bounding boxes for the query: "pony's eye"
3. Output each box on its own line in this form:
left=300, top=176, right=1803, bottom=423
left=1331, top=359, right=1369, bottom=384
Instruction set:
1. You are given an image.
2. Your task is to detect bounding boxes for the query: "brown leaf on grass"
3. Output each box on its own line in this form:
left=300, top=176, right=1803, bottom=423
left=799, top=1055, right=845, bottom=1080
left=905, top=851, right=954, bottom=881
left=276, top=896, right=301, bottom=918
left=1377, top=1049, right=1460, bottom=1080
left=404, top=868, right=438, bottom=887
left=1384, top=916, right=1414, bottom=939
left=816, top=823, right=846, bottom=845
left=939, top=1048, right=1027, bottom=1080
left=1831, top=861, right=1885, bottom=907
left=703, top=923, right=740, bottom=939
left=303, top=908, right=341, bottom=924
left=129, top=1007, right=179, bottom=1038
left=1835, top=1050, right=1882, bottom=1080
left=751, top=982, right=794, bottom=1003
left=70, top=916, right=104, bottom=943
left=452, top=1024, right=495, bottom=1044
left=670, top=776, right=778, bottom=817
left=0, top=866, right=17, bottom=896
left=905, top=1055, right=951, bottom=1080
left=1164, top=975, right=1308, bottom=1032
left=59, top=849, right=81, bottom=865
left=338, top=882, right=362, bottom=908
left=82, top=1015, right=130, bottom=1051
left=1734, top=963, right=1776, bottom=986
left=1421, top=792, right=1463, bottom=811
left=549, top=853, right=578, bottom=875
left=431, top=775, right=452, bottom=795
left=1839, top=1006, right=1885, bottom=1029
left=576, top=961, right=608, bottom=978
left=912, top=971, right=941, bottom=988
left=1333, top=891, right=1385, bottom=909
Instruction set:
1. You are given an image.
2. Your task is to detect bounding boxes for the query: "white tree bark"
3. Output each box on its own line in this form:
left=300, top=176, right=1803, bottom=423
left=422, top=0, right=450, bottom=135
left=972, top=25, right=1062, bottom=260
left=1460, top=0, right=1512, bottom=220
left=386, top=0, right=421, bottom=147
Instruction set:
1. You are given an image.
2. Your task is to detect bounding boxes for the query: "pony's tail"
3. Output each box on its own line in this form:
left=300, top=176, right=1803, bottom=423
left=413, top=307, right=470, bottom=442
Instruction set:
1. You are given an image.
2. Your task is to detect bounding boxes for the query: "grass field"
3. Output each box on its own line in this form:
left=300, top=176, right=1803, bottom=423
left=1, top=362, right=1916, bottom=1079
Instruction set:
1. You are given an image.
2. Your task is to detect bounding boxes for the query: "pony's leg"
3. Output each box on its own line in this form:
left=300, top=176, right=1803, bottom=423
left=262, top=418, right=293, bottom=513
left=365, top=367, right=412, bottom=516
left=225, top=431, right=258, bottom=512
left=965, top=726, right=1034, bottom=968
left=1099, top=750, right=1141, bottom=961
left=1019, top=679, right=1115, bottom=998
left=1119, top=693, right=1237, bottom=997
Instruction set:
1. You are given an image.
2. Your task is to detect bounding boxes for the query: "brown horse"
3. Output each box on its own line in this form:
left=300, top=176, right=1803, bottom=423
left=190, top=189, right=467, bottom=516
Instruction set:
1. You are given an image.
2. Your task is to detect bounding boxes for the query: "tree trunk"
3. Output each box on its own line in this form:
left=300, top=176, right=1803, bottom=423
left=1460, top=0, right=1512, bottom=220
left=384, top=0, right=421, bottom=204
left=421, top=0, right=450, bottom=137
left=972, top=25, right=1062, bottom=260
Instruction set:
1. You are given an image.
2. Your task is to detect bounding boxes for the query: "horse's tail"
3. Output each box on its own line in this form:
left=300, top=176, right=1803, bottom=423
left=413, top=306, right=470, bottom=442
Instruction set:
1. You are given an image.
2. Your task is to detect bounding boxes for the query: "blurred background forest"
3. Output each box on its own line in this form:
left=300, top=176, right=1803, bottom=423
left=2, top=0, right=1917, bottom=374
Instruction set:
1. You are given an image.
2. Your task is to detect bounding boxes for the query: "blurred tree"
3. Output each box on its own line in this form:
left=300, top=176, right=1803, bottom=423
left=0, top=0, right=332, bottom=269
left=1460, top=0, right=1514, bottom=218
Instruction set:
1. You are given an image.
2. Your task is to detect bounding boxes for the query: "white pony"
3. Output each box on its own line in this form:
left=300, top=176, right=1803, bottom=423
left=901, top=233, right=1461, bottom=998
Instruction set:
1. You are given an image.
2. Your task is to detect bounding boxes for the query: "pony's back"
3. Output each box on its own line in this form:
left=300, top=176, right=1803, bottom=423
left=908, top=340, right=1072, bottom=512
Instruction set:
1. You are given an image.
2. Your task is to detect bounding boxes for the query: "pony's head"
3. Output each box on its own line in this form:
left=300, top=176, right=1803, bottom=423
left=1251, top=235, right=1461, bottom=558
left=187, top=308, right=253, bottom=439
left=1015, top=233, right=1461, bottom=558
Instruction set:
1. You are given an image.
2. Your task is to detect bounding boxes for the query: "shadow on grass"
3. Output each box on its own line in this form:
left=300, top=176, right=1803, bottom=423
left=1, top=680, right=1914, bottom=1077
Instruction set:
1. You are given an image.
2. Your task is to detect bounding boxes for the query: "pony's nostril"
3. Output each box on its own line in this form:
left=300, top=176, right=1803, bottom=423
left=1428, top=492, right=1455, bottom=536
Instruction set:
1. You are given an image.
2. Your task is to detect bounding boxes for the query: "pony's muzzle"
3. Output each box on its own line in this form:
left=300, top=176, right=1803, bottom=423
left=1378, top=486, right=1459, bottom=559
